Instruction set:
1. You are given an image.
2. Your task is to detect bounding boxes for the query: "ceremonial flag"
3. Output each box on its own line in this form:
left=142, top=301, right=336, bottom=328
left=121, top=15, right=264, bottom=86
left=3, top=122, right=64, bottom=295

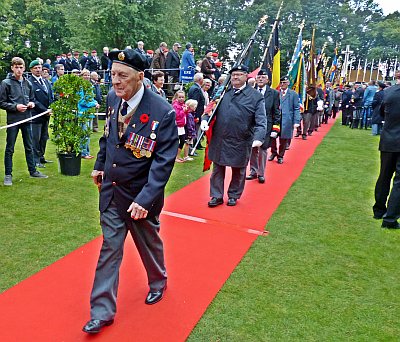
left=369, top=59, right=374, bottom=82
left=316, top=49, right=325, bottom=89
left=262, top=24, right=280, bottom=89
left=329, top=49, right=338, bottom=82
left=307, top=27, right=317, bottom=86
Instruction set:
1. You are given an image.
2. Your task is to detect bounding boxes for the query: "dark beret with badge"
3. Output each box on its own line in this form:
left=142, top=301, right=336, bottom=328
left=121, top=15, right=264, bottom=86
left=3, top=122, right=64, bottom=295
left=257, top=69, right=268, bottom=76
left=229, top=64, right=249, bottom=74
left=109, top=48, right=150, bottom=72
left=280, top=75, right=289, bottom=82
left=29, top=60, right=41, bottom=69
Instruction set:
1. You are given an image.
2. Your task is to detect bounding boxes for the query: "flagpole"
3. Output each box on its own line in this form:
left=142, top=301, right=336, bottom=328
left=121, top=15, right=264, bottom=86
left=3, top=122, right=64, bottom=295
left=362, top=58, right=367, bottom=82
left=369, top=59, right=374, bottom=82
left=394, top=57, right=398, bottom=80
left=259, top=1, right=284, bottom=68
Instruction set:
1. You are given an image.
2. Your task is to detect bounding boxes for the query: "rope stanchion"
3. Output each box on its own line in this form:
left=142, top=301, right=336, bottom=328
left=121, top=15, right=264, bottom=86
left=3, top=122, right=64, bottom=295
left=0, top=110, right=50, bottom=130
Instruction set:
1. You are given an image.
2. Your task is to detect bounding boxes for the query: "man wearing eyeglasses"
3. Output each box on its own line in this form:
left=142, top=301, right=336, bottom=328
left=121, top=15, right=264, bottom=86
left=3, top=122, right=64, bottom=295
left=201, top=64, right=267, bottom=207
left=269, top=76, right=300, bottom=164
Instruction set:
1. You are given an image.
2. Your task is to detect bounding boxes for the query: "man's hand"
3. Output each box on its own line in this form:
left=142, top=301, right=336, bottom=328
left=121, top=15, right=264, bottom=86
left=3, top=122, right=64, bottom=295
left=270, top=131, right=278, bottom=138
left=294, top=123, right=300, bottom=128
left=200, top=120, right=209, bottom=131
left=91, top=170, right=104, bottom=186
left=252, top=140, right=262, bottom=147
left=127, top=201, right=148, bottom=220
left=16, top=104, right=28, bottom=112
left=27, top=102, right=35, bottom=108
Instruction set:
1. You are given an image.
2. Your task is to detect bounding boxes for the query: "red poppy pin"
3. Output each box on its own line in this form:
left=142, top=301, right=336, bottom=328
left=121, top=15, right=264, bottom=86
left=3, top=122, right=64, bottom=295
left=140, top=114, right=149, bottom=123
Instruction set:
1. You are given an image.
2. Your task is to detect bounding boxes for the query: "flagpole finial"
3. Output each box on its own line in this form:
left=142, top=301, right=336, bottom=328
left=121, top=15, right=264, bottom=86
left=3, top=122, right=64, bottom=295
left=299, top=20, right=305, bottom=30
left=259, top=15, right=268, bottom=26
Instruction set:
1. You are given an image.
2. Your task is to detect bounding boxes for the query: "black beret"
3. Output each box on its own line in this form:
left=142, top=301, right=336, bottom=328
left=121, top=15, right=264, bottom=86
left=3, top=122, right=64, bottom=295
left=280, top=75, right=289, bottom=82
left=109, top=48, right=149, bottom=72
left=229, top=64, right=249, bottom=74
left=257, top=69, right=268, bottom=76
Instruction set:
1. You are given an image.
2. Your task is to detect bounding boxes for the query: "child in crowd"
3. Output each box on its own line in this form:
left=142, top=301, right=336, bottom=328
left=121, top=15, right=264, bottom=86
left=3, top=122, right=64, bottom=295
left=184, top=99, right=198, bottom=160
left=172, top=90, right=188, bottom=163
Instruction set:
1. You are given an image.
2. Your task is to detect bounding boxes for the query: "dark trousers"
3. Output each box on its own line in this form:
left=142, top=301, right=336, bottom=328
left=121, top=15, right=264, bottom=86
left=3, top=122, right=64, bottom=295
left=332, top=106, right=339, bottom=119
left=373, top=152, right=400, bottom=224
left=4, top=123, right=36, bottom=176
left=210, top=162, right=246, bottom=199
left=90, top=201, right=166, bottom=320
left=31, top=119, right=49, bottom=164
left=270, top=137, right=289, bottom=158
left=342, top=107, right=352, bottom=125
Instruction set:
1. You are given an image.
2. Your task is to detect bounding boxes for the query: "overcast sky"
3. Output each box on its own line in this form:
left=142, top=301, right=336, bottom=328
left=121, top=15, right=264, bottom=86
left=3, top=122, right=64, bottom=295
left=374, top=0, right=400, bottom=15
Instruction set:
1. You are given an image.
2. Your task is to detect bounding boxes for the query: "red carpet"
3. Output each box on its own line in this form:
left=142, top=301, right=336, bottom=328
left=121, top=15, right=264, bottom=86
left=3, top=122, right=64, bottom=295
left=0, top=120, right=335, bottom=341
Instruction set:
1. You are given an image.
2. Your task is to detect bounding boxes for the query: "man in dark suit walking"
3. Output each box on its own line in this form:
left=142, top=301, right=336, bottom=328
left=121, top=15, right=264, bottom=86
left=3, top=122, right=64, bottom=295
left=246, top=69, right=280, bottom=183
left=269, top=76, right=300, bottom=164
left=373, top=70, right=400, bottom=229
left=28, top=60, right=54, bottom=167
left=201, top=65, right=266, bottom=207
left=83, top=48, right=178, bottom=334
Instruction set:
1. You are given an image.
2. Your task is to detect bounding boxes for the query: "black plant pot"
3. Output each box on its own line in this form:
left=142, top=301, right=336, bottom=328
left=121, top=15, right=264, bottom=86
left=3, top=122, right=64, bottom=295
left=58, top=152, right=82, bottom=176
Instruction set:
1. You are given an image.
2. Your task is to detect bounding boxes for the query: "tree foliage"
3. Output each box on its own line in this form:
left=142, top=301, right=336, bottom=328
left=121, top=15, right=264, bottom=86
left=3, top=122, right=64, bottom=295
left=0, top=0, right=399, bottom=76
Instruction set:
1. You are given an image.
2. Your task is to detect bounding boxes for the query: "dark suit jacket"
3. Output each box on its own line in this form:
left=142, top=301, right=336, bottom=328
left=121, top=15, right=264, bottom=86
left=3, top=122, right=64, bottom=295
left=165, top=50, right=180, bottom=78
left=94, top=86, right=178, bottom=218
left=85, top=56, right=100, bottom=71
left=188, top=83, right=205, bottom=120
left=71, top=58, right=81, bottom=70
left=261, top=86, right=280, bottom=148
left=79, top=56, right=88, bottom=70
left=205, top=85, right=267, bottom=168
left=379, top=84, right=400, bottom=152
left=28, top=76, right=54, bottom=123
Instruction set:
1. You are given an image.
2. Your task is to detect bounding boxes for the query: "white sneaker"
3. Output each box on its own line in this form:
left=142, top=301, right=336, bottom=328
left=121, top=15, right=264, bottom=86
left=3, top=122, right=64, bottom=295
left=4, top=175, right=12, bottom=186
left=183, top=156, right=194, bottom=161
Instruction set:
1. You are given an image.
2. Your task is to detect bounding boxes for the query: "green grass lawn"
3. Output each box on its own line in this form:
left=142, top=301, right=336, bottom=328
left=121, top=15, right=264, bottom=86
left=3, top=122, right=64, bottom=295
left=1, top=110, right=399, bottom=340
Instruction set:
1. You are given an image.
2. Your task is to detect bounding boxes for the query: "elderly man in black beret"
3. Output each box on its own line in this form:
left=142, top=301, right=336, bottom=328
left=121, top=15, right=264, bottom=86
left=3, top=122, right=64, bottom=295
left=83, top=48, right=178, bottom=334
left=201, top=64, right=267, bottom=207
left=246, top=69, right=280, bottom=183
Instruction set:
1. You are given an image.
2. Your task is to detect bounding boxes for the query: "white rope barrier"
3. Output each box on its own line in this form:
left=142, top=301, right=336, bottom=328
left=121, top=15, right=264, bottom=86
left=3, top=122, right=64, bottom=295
left=0, top=110, right=51, bottom=130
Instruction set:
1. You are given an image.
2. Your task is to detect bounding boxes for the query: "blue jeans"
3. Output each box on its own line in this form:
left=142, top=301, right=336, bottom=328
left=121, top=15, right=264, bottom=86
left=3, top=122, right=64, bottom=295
left=81, top=119, right=93, bottom=157
left=372, top=123, right=382, bottom=135
left=4, top=122, right=36, bottom=175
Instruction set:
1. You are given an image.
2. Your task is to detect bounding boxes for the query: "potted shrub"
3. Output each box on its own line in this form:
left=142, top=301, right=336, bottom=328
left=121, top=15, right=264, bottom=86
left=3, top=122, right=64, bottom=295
left=50, top=74, right=96, bottom=176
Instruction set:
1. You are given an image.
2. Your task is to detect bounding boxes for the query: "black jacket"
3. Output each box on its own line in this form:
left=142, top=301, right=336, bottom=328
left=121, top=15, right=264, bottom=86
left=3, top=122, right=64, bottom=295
left=0, top=75, right=35, bottom=124
left=371, top=90, right=384, bottom=125
left=165, top=50, right=180, bottom=78
left=28, top=76, right=54, bottom=124
left=188, top=83, right=205, bottom=120
left=94, top=87, right=178, bottom=218
left=260, top=86, right=280, bottom=148
left=379, top=84, right=400, bottom=152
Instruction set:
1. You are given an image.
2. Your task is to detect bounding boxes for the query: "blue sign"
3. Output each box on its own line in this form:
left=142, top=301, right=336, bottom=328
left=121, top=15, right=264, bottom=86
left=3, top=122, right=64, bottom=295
left=179, top=67, right=195, bottom=83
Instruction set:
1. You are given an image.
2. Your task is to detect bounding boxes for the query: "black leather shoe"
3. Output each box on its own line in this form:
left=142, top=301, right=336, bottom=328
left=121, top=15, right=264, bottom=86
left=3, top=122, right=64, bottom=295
left=82, top=319, right=114, bottom=334
left=42, top=159, right=53, bottom=164
left=258, top=176, right=265, bottom=184
left=208, top=197, right=224, bottom=207
left=196, top=145, right=204, bottom=150
left=277, top=157, right=283, bottom=164
left=227, top=198, right=237, bottom=206
left=246, top=174, right=257, bottom=180
left=268, top=153, right=277, bottom=161
left=302, top=135, right=307, bottom=140
left=373, top=213, right=385, bottom=219
left=381, top=221, right=400, bottom=229
left=145, top=287, right=166, bottom=305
